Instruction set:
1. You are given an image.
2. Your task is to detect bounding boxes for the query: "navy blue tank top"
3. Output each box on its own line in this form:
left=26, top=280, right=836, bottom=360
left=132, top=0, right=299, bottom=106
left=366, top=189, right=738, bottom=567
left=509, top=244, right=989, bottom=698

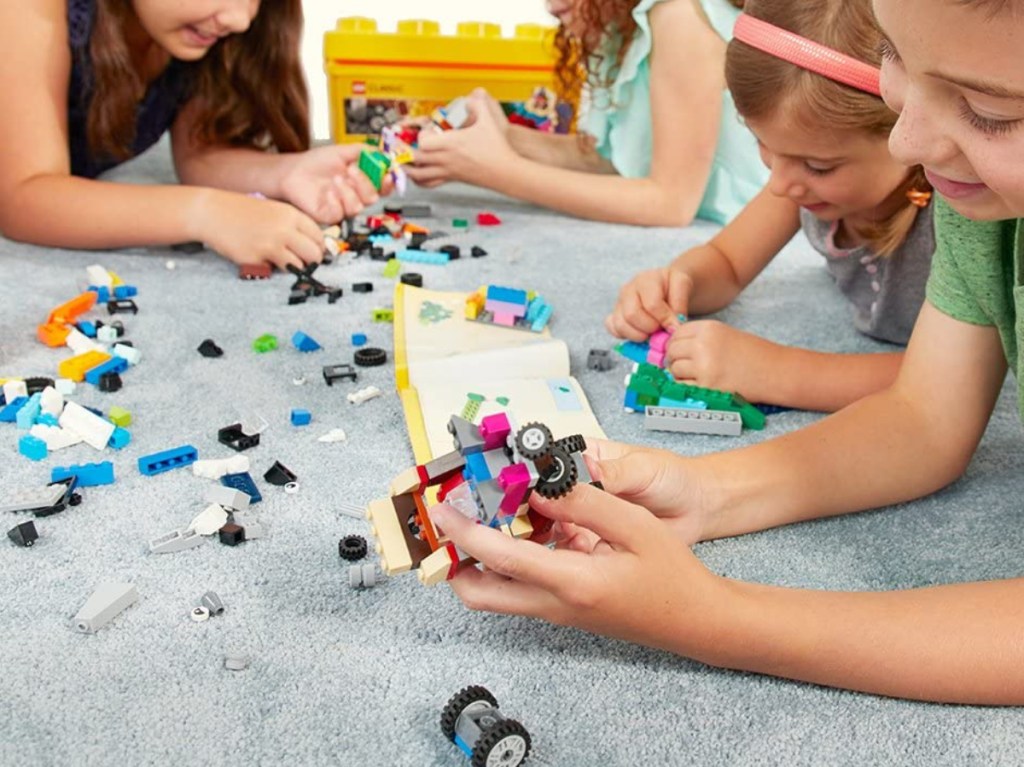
left=67, top=0, right=192, bottom=178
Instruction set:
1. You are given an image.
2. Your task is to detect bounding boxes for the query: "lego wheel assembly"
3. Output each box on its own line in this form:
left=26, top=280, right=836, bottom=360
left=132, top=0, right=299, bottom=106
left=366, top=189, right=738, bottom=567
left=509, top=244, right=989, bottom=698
left=533, top=446, right=578, bottom=499
left=513, top=423, right=553, bottom=461
left=441, top=685, right=531, bottom=767
left=441, top=685, right=498, bottom=742
left=472, top=719, right=531, bottom=767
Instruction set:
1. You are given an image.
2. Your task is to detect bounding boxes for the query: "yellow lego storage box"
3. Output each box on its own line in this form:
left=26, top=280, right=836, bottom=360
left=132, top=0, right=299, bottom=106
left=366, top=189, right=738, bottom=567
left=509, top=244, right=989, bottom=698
left=324, top=18, right=572, bottom=143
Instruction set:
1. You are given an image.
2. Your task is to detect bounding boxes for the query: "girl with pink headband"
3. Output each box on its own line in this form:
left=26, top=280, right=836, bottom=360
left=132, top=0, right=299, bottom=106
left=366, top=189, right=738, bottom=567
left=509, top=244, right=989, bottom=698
left=430, top=0, right=1024, bottom=704
left=608, top=0, right=935, bottom=412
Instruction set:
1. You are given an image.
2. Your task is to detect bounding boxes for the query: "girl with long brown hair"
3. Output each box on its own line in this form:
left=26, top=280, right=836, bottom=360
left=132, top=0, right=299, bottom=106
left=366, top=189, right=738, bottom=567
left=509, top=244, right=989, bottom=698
left=407, top=0, right=767, bottom=227
left=0, top=0, right=380, bottom=269
left=607, top=0, right=935, bottom=412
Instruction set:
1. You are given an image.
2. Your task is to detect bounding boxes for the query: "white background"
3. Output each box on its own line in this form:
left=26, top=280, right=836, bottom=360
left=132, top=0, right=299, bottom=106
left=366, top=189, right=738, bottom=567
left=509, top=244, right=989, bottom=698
left=301, top=0, right=554, bottom=140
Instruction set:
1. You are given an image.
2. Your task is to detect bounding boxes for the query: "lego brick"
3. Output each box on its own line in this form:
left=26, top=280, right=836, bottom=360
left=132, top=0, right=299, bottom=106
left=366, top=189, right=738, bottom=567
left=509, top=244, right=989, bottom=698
left=107, top=427, right=131, bottom=449
left=323, top=363, right=358, bottom=385
left=84, top=356, right=129, bottom=386
left=447, top=415, right=487, bottom=455
left=643, top=406, right=743, bottom=436
left=263, top=461, right=297, bottom=486
left=15, top=393, right=42, bottom=431
left=64, top=327, right=105, bottom=355
left=30, top=424, right=83, bottom=451
left=358, top=149, right=391, bottom=191
left=192, top=455, right=250, bottom=479
left=0, top=396, right=27, bottom=423
left=351, top=333, right=367, bottom=346
left=58, top=350, right=111, bottom=383
left=47, top=291, right=97, bottom=326
left=317, top=428, right=347, bottom=443
left=40, top=386, right=63, bottom=417
left=292, top=331, right=322, bottom=353
left=3, top=380, right=27, bottom=402
left=218, top=523, right=246, bottom=546
left=205, top=485, right=251, bottom=512
left=108, top=406, right=131, bottom=427
left=73, top=582, right=139, bottom=633
left=200, top=591, right=225, bottom=616
left=188, top=504, right=230, bottom=536
left=220, top=472, right=262, bottom=504
left=149, top=528, right=205, bottom=554
left=106, top=299, right=138, bottom=315
left=218, top=423, right=260, bottom=452
left=59, top=401, right=115, bottom=450
left=486, top=286, right=528, bottom=305
left=396, top=249, right=449, bottom=265
left=352, top=282, right=373, bottom=293
left=197, top=339, right=223, bottom=358
left=290, top=408, right=312, bottom=426
left=252, top=334, right=278, bottom=353
left=0, top=485, right=67, bottom=514
left=346, top=385, right=382, bottom=404
left=138, top=445, right=199, bottom=476
left=51, top=461, right=115, bottom=487
left=86, top=264, right=112, bottom=289
left=8, top=520, right=39, bottom=547
left=350, top=563, right=378, bottom=588
left=476, top=212, right=501, bottom=226
left=54, top=378, right=76, bottom=396
left=478, top=413, right=511, bottom=450
left=37, top=322, right=71, bottom=347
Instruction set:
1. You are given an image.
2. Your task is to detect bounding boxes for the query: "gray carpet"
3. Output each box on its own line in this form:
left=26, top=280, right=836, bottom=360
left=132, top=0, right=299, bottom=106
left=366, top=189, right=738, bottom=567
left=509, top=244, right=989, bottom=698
left=2, top=138, right=1023, bottom=767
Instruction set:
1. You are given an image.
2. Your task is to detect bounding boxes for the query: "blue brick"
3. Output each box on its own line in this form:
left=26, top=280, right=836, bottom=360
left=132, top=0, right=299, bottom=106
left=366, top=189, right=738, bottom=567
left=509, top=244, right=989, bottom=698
left=486, top=286, right=527, bottom=305
left=113, top=285, right=138, bottom=299
left=108, top=427, right=131, bottom=449
left=18, top=434, right=48, bottom=461
left=291, top=331, right=321, bottom=353
left=15, top=393, right=42, bottom=431
left=396, top=249, right=448, bottom=265
left=221, top=472, right=262, bottom=504
left=290, top=408, right=311, bottom=426
left=464, top=451, right=491, bottom=482
left=77, top=320, right=97, bottom=338
left=529, top=303, right=553, bottom=332
left=138, top=445, right=199, bottom=476
left=615, top=340, right=650, bottom=365
left=87, top=285, right=111, bottom=303
left=36, top=413, right=59, bottom=427
left=51, top=461, right=115, bottom=487
left=0, top=396, right=27, bottom=422
left=351, top=333, right=367, bottom=346
left=84, top=356, right=129, bottom=385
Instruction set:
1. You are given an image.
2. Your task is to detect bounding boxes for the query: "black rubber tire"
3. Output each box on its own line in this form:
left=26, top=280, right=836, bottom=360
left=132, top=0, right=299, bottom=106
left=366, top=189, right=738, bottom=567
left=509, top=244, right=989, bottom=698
left=471, top=718, right=531, bottom=767
left=440, top=685, right=498, bottom=742
left=554, top=434, right=586, bottom=455
left=514, top=422, right=553, bottom=461
left=338, top=535, right=368, bottom=561
left=534, top=446, right=578, bottom=500
left=354, top=347, right=388, bottom=367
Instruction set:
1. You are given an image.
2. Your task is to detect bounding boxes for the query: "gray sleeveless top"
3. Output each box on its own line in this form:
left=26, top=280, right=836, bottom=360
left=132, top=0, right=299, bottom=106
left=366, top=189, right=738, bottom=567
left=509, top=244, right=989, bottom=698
left=799, top=203, right=935, bottom=345
left=67, top=0, right=192, bottom=178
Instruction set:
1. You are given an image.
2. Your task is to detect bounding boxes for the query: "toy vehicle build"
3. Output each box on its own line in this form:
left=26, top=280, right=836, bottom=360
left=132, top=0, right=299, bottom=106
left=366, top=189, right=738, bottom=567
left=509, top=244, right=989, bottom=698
left=366, top=414, right=597, bottom=586
left=441, top=685, right=531, bottom=767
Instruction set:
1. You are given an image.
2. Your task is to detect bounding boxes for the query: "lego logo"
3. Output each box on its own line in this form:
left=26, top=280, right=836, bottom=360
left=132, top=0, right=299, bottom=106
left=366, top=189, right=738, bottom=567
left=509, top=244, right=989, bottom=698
left=352, top=81, right=366, bottom=94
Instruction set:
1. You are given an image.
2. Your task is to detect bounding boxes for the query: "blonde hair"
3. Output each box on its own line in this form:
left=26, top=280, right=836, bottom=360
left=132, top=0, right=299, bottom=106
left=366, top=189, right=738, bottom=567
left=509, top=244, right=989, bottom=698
left=726, top=0, right=929, bottom=256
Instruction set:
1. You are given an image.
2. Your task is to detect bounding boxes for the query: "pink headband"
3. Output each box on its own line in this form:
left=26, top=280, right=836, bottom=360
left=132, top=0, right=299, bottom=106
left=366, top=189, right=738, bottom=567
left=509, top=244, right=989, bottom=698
left=733, top=13, right=882, bottom=97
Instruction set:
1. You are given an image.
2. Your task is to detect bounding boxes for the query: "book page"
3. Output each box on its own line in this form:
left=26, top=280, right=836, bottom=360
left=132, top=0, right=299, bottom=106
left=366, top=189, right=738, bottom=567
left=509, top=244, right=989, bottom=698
left=400, top=286, right=569, bottom=387
left=414, top=376, right=606, bottom=459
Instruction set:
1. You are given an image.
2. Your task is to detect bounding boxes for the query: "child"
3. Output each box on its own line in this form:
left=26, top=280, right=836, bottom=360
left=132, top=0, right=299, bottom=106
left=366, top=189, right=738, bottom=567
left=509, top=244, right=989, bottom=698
left=607, top=0, right=935, bottom=412
left=0, top=0, right=380, bottom=270
left=429, top=0, right=1024, bottom=705
left=407, top=0, right=768, bottom=227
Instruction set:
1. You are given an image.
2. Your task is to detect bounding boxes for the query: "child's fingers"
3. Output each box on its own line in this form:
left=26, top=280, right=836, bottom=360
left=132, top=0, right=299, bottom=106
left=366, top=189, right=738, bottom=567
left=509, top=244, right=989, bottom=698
left=429, top=504, right=582, bottom=594
left=332, top=176, right=365, bottom=218
left=405, top=165, right=448, bottom=185
left=613, top=291, right=661, bottom=340
left=289, top=225, right=324, bottom=264
left=447, top=564, right=564, bottom=620
left=345, top=167, right=379, bottom=204
left=665, top=270, right=691, bottom=326
left=528, top=483, right=652, bottom=552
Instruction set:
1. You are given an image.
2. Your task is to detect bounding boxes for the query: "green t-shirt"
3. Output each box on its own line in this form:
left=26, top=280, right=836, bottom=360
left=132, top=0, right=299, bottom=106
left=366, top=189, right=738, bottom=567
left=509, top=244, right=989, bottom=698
left=926, top=196, right=1024, bottom=416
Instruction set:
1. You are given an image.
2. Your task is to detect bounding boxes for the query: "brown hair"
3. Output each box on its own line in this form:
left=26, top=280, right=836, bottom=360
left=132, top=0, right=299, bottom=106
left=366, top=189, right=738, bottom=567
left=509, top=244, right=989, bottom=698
left=86, top=0, right=309, bottom=161
left=726, top=0, right=929, bottom=256
left=552, top=0, right=745, bottom=108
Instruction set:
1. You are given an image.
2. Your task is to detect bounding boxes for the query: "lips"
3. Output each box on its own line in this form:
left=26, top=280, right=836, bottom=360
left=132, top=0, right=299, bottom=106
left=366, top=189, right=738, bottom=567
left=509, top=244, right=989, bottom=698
left=924, top=169, right=989, bottom=200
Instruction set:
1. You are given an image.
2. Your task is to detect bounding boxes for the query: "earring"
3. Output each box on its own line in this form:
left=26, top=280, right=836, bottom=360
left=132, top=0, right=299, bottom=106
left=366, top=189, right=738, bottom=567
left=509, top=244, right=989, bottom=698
left=906, top=189, right=932, bottom=208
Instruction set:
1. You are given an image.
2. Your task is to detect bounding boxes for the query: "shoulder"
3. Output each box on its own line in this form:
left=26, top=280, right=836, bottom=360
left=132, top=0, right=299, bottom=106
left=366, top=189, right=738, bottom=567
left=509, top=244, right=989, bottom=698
left=933, top=197, right=1010, bottom=255
left=645, top=0, right=727, bottom=70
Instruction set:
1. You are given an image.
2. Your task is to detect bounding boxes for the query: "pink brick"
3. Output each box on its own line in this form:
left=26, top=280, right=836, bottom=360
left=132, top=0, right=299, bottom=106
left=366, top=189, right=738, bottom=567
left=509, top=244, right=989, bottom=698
left=479, top=413, right=511, bottom=449
left=497, top=463, right=531, bottom=515
left=485, top=299, right=527, bottom=318
left=649, top=330, right=671, bottom=352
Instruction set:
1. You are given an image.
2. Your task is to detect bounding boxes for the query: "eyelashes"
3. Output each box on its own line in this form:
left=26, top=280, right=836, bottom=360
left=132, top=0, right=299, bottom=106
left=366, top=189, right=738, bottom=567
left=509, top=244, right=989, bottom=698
left=957, top=100, right=1021, bottom=136
left=877, top=38, right=900, bottom=63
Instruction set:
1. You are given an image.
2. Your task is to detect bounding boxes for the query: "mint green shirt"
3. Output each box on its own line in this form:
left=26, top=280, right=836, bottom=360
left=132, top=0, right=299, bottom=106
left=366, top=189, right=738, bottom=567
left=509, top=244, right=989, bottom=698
left=926, top=197, right=1024, bottom=418
left=578, top=0, right=768, bottom=225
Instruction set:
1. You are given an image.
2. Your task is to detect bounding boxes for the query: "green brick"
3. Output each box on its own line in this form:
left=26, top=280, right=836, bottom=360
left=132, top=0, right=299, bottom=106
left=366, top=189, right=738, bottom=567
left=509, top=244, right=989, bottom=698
left=108, top=406, right=131, bottom=427
left=359, top=150, right=391, bottom=191
left=252, top=333, right=278, bottom=353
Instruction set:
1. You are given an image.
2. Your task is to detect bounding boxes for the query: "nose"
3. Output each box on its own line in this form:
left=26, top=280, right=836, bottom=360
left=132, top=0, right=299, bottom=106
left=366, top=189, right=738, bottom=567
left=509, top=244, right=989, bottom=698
left=215, top=0, right=254, bottom=34
left=765, top=157, right=809, bottom=200
left=884, top=68, right=958, bottom=171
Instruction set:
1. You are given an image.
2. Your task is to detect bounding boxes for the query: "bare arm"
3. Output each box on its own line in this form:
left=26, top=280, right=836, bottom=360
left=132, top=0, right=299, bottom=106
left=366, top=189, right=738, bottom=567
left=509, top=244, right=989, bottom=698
left=692, top=302, right=1008, bottom=539
left=410, top=0, right=727, bottom=226
left=0, top=0, right=209, bottom=248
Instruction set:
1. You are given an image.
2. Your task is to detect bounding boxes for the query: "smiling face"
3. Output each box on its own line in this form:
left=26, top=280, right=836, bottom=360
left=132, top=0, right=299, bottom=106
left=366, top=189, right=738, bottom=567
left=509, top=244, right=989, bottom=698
left=874, top=0, right=1024, bottom=219
left=130, top=0, right=260, bottom=61
left=745, top=107, right=912, bottom=224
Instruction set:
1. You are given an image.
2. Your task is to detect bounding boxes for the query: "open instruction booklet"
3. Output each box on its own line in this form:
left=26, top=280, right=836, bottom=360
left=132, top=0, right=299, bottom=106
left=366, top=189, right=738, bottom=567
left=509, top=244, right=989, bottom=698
left=393, top=283, right=606, bottom=462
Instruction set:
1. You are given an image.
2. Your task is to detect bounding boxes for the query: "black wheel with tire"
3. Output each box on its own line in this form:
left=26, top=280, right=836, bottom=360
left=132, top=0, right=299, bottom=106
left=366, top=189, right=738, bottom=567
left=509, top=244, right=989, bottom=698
left=533, top=446, right=577, bottom=499
left=554, top=434, right=586, bottom=455
left=440, top=685, right=498, bottom=742
left=514, top=422, right=553, bottom=461
left=471, top=719, right=531, bottom=767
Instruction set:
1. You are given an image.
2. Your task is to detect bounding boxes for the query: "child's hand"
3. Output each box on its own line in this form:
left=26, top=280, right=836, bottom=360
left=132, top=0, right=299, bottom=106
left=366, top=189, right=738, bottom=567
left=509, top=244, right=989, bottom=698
left=407, top=91, right=517, bottom=189
left=195, top=190, right=324, bottom=271
left=606, top=267, right=692, bottom=341
left=666, top=320, right=781, bottom=402
left=428, top=482, right=727, bottom=651
left=278, top=144, right=381, bottom=223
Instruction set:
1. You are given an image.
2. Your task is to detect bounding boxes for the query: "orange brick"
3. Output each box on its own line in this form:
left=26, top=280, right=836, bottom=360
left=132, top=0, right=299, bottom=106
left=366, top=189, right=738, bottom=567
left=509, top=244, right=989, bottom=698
left=47, top=292, right=97, bottom=326
left=37, top=322, right=71, bottom=347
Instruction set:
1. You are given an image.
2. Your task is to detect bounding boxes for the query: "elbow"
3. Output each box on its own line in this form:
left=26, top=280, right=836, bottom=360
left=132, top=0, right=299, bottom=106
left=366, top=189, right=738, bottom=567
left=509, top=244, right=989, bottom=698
left=643, top=186, right=700, bottom=228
